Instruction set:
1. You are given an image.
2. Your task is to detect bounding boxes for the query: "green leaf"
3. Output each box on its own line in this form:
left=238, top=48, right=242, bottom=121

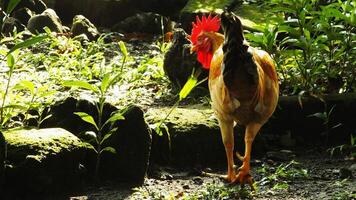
left=102, top=112, right=125, bottom=128
left=108, top=72, right=123, bottom=87
left=74, top=112, right=99, bottom=130
left=308, top=112, right=327, bottom=121
left=100, top=128, right=117, bottom=145
left=2, top=104, right=27, bottom=110
left=303, top=29, right=311, bottom=41
left=118, top=41, right=128, bottom=57
left=13, top=80, right=35, bottom=94
left=6, top=0, right=22, bottom=14
left=84, top=131, right=97, bottom=139
left=39, top=114, right=52, bottom=124
left=38, top=90, right=57, bottom=98
left=100, top=73, right=111, bottom=94
left=179, top=73, right=198, bottom=100
left=7, top=53, right=15, bottom=68
left=63, top=80, right=99, bottom=93
left=8, top=35, right=49, bottom=55
left=100, top=146, right=117, bottom=154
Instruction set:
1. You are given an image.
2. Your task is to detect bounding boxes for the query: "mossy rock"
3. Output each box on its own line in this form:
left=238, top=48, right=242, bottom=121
left=71, top=15, right=99, bottom=41
left=42, top=98, right=152, bottom=184
left=3, top=128, right=89, bottom=197
left=182, top=0, right=233, bottom=14
left=100, top=105, right=152, bottom=184
left=146, top=105, right=228, bottom=167
left=179, top=0, right=281, bottom=33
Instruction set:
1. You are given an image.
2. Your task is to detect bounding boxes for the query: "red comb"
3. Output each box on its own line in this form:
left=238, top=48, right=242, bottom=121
left=190, top=14, right=220, bottom=44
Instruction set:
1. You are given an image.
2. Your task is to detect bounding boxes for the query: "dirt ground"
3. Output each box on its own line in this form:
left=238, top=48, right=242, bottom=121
left=66, top=150, right=355, bottom=200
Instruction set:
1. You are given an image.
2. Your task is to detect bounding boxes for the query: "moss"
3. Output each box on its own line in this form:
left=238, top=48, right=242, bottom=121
left=182, top=0, right=234, bottom=13
left=146, top=105, right=218, bottom=133
left=182, top=1, right=281, bottom=31
left=3, top=128, right=86, bottom=162
left=236, top=4, right=283, bottom=31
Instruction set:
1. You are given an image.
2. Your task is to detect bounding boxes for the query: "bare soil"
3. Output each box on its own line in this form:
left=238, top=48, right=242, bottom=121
left=65, top=151, right=355, bottom=200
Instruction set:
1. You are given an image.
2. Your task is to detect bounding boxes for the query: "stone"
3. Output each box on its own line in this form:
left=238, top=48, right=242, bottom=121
left=27, top=8, right=64, bottom=33
left=41, top=98, right=152, bottom=184
left=266, top=150, right=296, bottom=161
left=71, top=15, right=100, bottom=41
left=2, top=128, right=88, bottom=197
left=279, top=131, right=296, bottom=147
left=100, top=105, right=152, bottom=184
left=3, top=0, right=47, bottom=14
left=73, top=33, right=90, bottom=45
left=339, top=168, right=353, bottom=179
left=146, top=105, right=223, bottom=167
left=193, top=177, right=203, bottom=185
left=349, top=163, right=356, bottom=172
left=1, top=17, right=26, bottom=35
left=44, top=0, right=188, bottom=27
left=163, top=28, right=208, bottom=89
left=112, top=12, right=172, bottom=34
left=12, top=7, right=34, bottom=26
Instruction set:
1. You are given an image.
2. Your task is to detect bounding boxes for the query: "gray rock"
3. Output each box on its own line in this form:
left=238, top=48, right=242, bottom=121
left=349, top=163, right=356, bottom=172
left=112, top=12, right=172, bottom=34
left=3, top=128, right=88, bottom=196
left=41, top=98, right=152, bottom=184
left=13, top=7, right=34, bottom=25
left=163, top=28, right=208, bottom=88
left=266, top=150, right=296, bottom=161
left=1, top=17, right=26, bottom=35
left=339, top=168, right=353, bottom=179
left=73, top=33, right=90, bottom=45
left=44, top=0, right=188, bottom=26
left=100, top=105, right=152, bottom=184
left=71, top=15, right=99, bottom=41
left=147, top=106, right=222, bottom=167
left=279, top=131, right=296, bottom=147
left=27, top=8, right=64, bottom=33
left=3, top=0, right=47, bottom=14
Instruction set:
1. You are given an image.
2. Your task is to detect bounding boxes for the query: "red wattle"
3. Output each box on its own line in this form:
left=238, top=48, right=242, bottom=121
left=197, top=51, right=213, bottom=70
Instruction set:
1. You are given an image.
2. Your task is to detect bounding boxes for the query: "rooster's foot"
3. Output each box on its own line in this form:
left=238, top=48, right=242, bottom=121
left=233, top=170, right=255, bottom=190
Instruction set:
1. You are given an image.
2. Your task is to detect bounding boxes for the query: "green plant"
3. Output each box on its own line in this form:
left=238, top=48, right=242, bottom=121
left=255, top=0, right=356, bottom=95
left=308, top=104, right=342, bottom=144
left=63, top=72, right=125, bottom=179
left=0, top=34, right=48, bottom=129
left=328, top=133, right=356, bottom=159
left=186, top=182, right=253, bottom=200
left=0, top=0, right=22, bottom=32
left=62, top=42, right=130, bottom=179
left=12, top=80, right=55, bottom=127
left=256, top=160, right=308, bottom=190
left=150, top=67, right=207, bottom=150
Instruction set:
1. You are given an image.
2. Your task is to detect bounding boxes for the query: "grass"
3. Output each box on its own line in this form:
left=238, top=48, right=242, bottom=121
left=256, top=160, right=309, bottom=191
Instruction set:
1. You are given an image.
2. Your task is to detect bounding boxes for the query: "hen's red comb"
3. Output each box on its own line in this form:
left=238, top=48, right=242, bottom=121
left=190, top=14, right=220, bottom=44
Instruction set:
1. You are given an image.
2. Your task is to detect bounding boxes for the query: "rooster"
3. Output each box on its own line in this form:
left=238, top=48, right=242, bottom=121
left=190, top=12, right=279, bottom=186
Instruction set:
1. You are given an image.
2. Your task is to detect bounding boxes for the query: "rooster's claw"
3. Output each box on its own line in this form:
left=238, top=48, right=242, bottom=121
left=234, top=172, right=255, bottom=190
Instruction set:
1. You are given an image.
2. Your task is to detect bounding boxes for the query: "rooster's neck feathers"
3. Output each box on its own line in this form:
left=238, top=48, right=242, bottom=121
left=221, top=11, right=258, bottom=89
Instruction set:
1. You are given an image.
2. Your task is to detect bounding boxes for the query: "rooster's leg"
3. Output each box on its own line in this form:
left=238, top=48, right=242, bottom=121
left=218, top=118, right=236, bottom=182
left=235, top=122, right=262, bottom=186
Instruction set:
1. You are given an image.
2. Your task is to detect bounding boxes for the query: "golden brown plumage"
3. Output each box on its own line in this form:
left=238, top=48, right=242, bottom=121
left=190, top=12, right=279, bottom=186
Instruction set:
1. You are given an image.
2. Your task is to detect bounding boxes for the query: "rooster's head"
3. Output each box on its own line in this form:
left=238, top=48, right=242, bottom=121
left=189, top=15, right=220, bottom=69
